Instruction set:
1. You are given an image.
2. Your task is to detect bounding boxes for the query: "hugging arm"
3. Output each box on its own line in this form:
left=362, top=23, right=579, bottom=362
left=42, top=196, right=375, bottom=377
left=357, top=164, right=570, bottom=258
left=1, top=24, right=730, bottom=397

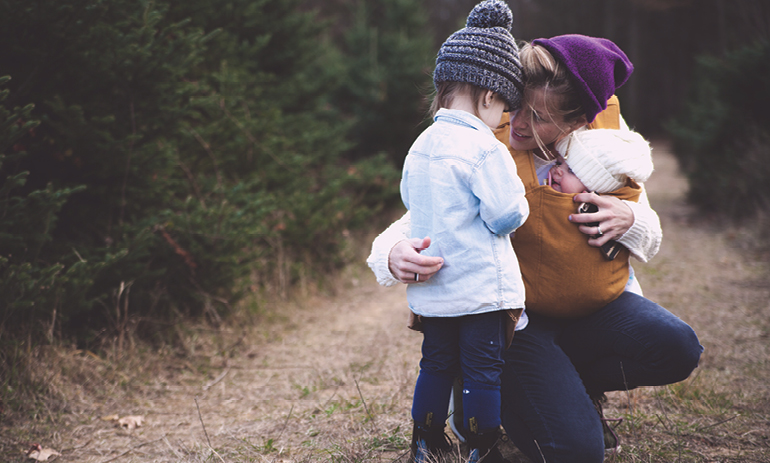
left=366, top=211, right=444, bottom=285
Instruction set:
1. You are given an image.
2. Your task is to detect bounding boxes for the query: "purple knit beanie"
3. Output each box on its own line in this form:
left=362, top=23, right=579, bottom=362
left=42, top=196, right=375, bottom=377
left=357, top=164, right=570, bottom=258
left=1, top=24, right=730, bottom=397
left=531, top=35, right=633, bottom=122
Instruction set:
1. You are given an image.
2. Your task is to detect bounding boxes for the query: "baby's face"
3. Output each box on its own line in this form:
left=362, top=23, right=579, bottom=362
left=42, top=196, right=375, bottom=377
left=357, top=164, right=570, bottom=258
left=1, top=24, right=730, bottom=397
left=548, top=154, right=587, bottom=194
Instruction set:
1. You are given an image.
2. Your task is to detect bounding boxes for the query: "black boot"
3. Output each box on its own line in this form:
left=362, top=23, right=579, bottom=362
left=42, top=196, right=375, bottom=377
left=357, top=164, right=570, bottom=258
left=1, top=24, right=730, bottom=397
left=591, top=393, right=623, bottom=454
left=410, top=417, right=453, bottom=463
left=466, top=426, right=506, bottom=463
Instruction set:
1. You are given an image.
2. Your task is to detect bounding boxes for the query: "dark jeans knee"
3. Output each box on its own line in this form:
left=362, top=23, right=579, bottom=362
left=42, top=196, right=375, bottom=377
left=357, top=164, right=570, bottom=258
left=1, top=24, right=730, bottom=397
left=669, top=326, right=703, bottom=382
left=658, top=318, right=703, bottom=384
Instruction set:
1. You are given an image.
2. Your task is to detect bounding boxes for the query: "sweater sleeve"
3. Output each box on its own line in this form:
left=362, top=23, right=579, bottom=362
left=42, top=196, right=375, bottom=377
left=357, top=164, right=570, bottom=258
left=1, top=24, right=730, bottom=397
left=617, top=184, right=662, bottom=263
left=366, top=211, right=412, bottom=286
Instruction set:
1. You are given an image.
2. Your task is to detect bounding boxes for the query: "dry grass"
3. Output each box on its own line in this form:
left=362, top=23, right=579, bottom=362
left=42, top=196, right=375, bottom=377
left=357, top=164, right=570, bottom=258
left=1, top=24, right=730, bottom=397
left=1, top=142, right=769, bottom=462
left=598, top=140, right=770, bottom=462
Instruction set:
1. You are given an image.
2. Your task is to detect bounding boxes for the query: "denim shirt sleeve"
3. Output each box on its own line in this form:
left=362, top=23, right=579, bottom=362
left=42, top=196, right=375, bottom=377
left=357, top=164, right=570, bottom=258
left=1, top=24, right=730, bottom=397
left=471, top=143, right=529, bottom=236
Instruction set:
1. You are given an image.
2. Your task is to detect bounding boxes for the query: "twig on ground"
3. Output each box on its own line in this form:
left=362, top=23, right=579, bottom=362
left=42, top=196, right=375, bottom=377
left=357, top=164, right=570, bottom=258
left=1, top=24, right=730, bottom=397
left=696, top=414, right=740, bottom=432
left=59, top=439, right=92, bottom=453
left=210, top=447, right=226, bottom=462
left=354, top=376, right=376, bottom=427
left=321, top=387, right=339, bottom=411
left=620, top=361, right=632, bottom=413
left=276, top=404, right=294, bottom=439
left=619, top=360, right=640, bottom=445
left=194, top=396, right=226, bottom=463
left=265, top=404, right=296, bottom=463
left=203, top=367, right=230, bottom=390
left=654, top=392, right=672, bottom=432
left=195, top=396, right=212, bottom=448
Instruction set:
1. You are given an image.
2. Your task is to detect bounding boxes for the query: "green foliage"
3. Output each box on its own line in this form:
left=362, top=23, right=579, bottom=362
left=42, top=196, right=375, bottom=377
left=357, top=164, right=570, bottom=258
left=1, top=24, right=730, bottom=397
left=666, top=41, right=770, bottom=219
left=0, top=78, right=86, bottom=332
left=0, top=0, right=405, bottom=348
left=334, top=0, right=434, bottom=165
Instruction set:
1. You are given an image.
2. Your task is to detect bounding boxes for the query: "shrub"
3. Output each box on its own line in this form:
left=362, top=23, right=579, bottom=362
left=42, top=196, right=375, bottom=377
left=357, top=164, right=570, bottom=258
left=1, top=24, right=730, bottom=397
left=666, top=41, right=770, bottom=219
left=0, top=0, right=402, bottom=349
left=332, top=0, right=435, bottom=165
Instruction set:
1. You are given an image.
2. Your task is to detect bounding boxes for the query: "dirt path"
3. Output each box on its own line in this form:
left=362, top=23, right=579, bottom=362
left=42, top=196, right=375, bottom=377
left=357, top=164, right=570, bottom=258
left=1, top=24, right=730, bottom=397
left=10, top=142, right=770, bottom=462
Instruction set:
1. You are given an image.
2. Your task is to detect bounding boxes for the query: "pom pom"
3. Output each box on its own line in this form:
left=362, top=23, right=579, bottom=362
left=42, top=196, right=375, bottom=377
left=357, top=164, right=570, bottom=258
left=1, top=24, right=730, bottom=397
left=466, top=0, right=513, bottom=31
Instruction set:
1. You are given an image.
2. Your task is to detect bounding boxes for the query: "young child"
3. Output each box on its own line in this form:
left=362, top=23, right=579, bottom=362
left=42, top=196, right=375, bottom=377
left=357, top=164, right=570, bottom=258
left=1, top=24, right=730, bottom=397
left=399, top=1, right=529, bottom=462
left=520, top=127, right=654, bottom=315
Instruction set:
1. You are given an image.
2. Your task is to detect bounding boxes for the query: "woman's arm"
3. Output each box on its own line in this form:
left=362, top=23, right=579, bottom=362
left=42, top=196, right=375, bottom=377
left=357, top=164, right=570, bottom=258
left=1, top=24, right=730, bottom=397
left=616, top=185, right=662, bottom=262
left=570, top=186, right=661, bottom=262
left=366, top=211, right=444, bottom=286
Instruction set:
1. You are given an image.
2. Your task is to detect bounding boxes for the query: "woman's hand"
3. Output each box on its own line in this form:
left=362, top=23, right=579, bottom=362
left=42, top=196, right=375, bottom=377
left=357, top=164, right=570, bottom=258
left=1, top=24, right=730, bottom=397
left=388, top=237, right=444, bottom=283
left=569, top=192, right=634, bottom=247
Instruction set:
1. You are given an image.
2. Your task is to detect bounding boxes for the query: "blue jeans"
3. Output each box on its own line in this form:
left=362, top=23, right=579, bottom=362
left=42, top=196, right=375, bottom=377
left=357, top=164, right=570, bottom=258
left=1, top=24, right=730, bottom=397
left=413, top=311, right=505, bottom=432
left=500, top=291, right=703, bottom=463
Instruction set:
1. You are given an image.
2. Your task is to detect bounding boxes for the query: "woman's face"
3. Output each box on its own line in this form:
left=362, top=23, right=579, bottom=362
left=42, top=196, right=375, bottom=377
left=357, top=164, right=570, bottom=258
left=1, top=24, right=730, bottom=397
left=508, top=87, right=573, bottom=152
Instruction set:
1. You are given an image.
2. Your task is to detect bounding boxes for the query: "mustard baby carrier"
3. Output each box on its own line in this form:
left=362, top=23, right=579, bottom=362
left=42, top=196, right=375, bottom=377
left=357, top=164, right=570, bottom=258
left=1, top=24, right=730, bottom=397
left=494, top=97, right=641, bottom=318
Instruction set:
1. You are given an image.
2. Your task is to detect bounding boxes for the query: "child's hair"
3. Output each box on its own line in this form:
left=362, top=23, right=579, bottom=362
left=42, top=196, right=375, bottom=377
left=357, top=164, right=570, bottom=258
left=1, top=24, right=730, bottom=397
left=519, top=42, right=585, bottom=157
left=429, top=82, right=488, bottom=119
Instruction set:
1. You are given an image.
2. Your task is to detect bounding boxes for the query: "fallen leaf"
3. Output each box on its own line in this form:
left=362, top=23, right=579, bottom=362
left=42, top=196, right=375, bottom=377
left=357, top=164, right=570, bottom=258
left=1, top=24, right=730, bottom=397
left=118, top=415, right=145, bottom=430
left=27, top=445, right=61, bottom=461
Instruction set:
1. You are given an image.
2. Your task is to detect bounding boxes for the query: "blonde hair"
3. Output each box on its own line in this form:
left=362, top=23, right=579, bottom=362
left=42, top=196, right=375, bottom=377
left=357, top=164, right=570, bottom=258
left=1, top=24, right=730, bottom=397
left=519, top=42, right=586, bottom=157
left=429, top=82, right=487, bottom=119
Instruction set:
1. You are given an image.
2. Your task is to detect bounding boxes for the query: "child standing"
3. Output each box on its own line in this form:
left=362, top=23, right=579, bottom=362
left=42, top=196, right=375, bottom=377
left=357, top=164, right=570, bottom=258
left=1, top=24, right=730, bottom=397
left=399, top=1, right=529, bottom=462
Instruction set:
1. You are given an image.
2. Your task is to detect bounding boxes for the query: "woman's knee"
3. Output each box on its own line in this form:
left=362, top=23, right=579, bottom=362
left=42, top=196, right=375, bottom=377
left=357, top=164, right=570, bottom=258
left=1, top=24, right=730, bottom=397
left=657, top=318, right=703, bottom=383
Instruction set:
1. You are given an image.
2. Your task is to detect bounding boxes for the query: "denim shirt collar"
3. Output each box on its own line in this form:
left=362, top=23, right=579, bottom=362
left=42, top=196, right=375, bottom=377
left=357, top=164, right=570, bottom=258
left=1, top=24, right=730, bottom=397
left=434, top=108, right=495, bottom=138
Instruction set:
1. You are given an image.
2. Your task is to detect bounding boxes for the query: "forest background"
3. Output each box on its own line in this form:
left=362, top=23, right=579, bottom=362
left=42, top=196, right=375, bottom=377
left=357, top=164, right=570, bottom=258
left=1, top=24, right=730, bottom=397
left=1, top=0, right=769, bottom=428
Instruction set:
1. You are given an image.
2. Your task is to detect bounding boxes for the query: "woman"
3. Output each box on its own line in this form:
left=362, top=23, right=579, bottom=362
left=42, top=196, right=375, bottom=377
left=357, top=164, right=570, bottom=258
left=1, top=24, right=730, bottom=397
left=367, top=35, right=702, bottom=462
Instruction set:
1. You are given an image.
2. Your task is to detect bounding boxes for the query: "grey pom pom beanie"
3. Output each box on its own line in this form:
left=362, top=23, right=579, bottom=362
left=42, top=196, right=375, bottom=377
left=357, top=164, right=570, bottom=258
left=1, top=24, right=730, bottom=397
left=434, top=0, right=524, bottom=111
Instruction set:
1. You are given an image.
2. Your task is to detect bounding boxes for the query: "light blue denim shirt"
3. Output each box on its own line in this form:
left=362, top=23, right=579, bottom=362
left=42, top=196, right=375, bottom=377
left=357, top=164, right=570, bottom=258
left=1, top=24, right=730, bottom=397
left=400, top=108, right=529, bottom=317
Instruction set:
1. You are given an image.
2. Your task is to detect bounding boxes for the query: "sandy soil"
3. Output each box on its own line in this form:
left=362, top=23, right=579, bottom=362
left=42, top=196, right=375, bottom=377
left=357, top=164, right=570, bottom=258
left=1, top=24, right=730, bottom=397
left=5, top=142, right=769, bottom=462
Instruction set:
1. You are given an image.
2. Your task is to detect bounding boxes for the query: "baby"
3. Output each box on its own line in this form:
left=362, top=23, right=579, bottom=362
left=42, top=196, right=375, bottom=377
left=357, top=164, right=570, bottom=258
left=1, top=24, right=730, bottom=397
left=549, top=128, right=653, bottom=196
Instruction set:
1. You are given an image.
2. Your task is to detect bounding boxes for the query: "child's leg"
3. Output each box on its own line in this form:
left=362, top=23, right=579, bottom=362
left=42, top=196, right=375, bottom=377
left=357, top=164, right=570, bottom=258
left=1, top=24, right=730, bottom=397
left=459, top=311, right=506, bottom=461
left=459, top=310, right=505, bottom=432
left=410, top=316, right=461, bottom=461
left=412, top=316, right=461, bottom=426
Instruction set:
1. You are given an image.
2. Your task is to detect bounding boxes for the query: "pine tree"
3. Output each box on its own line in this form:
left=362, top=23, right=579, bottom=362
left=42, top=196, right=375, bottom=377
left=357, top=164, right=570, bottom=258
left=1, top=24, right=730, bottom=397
left=333, top=0, right=435, bottom=165
left=0, top=0, right=401, bottom=344
left=667, top=41, right=770, bottom=219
